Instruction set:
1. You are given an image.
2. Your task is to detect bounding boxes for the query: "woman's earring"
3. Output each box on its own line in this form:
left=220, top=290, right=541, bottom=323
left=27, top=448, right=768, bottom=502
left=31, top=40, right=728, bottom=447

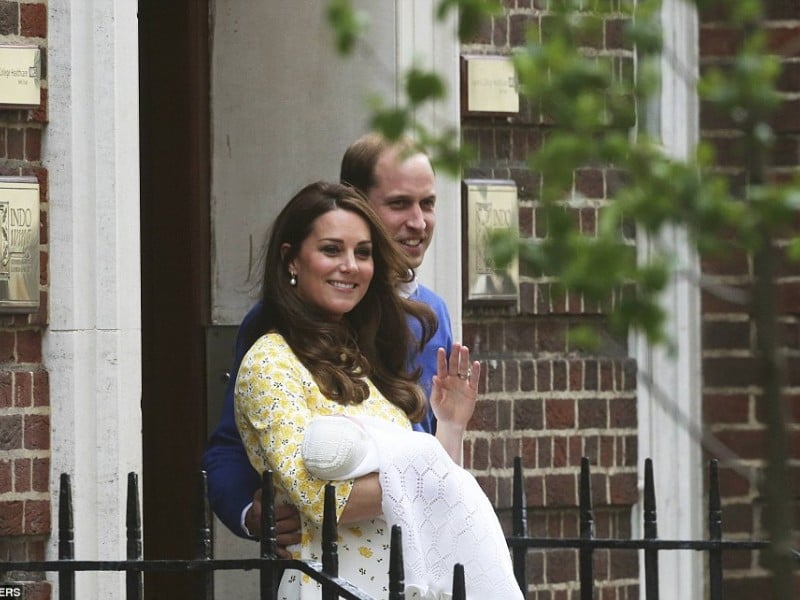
left=289, top=272, right=297, bottom=286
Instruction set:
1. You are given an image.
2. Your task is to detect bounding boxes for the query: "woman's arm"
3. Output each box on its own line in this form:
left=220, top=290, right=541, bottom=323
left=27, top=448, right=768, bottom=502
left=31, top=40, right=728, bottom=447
left=339, top=473, right=383, bottom=523
left=430, top=343, right=480, bottom=465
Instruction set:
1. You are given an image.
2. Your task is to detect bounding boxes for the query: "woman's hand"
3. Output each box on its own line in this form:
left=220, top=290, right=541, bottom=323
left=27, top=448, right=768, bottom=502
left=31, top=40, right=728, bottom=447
left=430, top=343, right=480, bottom=464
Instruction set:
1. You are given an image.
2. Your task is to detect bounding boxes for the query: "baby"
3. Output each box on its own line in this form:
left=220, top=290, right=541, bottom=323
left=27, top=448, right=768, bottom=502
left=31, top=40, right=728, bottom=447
left=302, top=415, right=523, bottom=600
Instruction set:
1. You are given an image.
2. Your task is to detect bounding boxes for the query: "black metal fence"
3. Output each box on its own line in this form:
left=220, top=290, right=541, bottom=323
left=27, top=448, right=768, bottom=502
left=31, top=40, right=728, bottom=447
left=1, top=457, right=797, bottom=599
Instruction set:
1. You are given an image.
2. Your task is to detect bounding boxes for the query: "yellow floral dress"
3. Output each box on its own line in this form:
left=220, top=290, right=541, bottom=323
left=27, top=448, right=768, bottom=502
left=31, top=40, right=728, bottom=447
left=235, top=332, right=412, bottom=599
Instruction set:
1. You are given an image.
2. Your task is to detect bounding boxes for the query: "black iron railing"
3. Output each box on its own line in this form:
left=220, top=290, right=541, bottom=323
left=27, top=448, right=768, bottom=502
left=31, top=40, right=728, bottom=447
left=508, top=456, right=800, bottom=599
left=1, top=457, right=797, bottom=599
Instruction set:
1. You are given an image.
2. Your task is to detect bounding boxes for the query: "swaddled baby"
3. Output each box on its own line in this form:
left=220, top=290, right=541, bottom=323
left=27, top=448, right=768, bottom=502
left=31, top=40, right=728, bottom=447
left=302, top=415, right=523, bottom=600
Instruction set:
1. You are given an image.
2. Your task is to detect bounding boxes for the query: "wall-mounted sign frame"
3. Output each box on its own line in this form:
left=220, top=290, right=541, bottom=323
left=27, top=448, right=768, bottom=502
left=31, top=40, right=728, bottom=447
left=460, top=55, right=519, bottom=115
left=462, top=179, right=519, bottom=304
left=0, top=177, right=40, bottom=312
left=0, top=45, right=41, bottom=107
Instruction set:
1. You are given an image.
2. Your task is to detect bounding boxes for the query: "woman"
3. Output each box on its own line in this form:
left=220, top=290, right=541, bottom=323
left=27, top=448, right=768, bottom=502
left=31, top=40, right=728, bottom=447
left=235, top=181, right=514, bottom=599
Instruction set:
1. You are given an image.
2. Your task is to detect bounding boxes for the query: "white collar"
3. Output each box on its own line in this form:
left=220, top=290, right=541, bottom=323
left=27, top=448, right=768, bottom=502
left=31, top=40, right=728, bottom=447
left=396, top=271, right=419, bottom=299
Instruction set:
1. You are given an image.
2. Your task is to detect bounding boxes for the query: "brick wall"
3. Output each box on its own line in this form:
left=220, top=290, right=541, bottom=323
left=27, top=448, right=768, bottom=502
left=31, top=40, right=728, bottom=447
left=0, top=2, right=50, bottom=599
left=461, top=4, right=639, bottom=598
left=700, top=1, right=800, bottom=597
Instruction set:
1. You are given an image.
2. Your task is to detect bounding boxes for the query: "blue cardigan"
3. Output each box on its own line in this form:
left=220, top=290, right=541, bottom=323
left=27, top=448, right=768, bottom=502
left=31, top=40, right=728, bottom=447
left=202, top=285, right=453, bottom=537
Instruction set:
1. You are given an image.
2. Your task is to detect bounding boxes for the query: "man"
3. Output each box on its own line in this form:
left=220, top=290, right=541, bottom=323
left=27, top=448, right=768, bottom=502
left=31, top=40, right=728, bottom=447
left=202, top=133, right=453, bottom=544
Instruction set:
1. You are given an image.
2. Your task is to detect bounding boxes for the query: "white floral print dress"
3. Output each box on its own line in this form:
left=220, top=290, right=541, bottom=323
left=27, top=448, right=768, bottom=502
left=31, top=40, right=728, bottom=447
left=235, top=332, right=412, bottom=599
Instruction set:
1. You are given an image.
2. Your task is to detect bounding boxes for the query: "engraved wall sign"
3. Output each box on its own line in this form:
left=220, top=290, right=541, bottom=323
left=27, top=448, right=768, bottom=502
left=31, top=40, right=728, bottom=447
left=0, top=45, right=41, bottom=107
left=0, top=177, right=39, bottom=311
left=461, top=55, right=519, bottom=115
left=462, top=179, right=519, bottom=303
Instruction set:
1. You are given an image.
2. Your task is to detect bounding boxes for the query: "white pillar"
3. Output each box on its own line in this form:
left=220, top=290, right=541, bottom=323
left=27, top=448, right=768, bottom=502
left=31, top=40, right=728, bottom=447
left=635, top=1, right=702, bottom=598
left=397, top=0, right=463, bottom=336
left=44, top=1, right=141, bottom=598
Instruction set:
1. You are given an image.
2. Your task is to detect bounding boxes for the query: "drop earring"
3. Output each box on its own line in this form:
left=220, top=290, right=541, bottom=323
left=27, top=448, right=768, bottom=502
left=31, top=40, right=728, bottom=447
left=289, top=272, right=297, bottom=286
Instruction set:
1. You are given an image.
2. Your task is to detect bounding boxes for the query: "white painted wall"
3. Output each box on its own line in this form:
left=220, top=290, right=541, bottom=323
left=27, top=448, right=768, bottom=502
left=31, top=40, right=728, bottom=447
left=634, top=1, right=703, bottom=598
left=44, top=1, right=142, bottom=598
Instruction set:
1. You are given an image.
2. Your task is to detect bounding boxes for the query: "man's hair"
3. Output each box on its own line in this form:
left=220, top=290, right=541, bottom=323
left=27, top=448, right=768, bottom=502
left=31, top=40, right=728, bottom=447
left=339, top=132, right=424, bottom=194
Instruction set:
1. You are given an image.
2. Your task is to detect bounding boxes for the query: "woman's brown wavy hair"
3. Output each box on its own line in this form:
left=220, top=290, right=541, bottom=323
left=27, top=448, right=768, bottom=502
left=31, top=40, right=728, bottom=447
left=242, top=181, right=436, bottom=422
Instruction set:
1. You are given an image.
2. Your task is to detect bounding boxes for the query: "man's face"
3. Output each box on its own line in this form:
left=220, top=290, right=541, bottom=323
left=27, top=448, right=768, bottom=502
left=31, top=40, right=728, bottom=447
left=367, top=149, right=436, bottom=269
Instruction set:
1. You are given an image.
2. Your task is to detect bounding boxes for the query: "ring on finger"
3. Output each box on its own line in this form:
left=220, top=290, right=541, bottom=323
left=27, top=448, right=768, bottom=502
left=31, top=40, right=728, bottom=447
left=457, top=367, right=472, bottom=380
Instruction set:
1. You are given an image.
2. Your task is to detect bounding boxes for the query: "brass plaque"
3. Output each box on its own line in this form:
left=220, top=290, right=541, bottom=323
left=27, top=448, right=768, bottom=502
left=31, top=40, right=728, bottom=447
left=463, top=179, right=519, bottom=303
left=0, top=45, right=40, bottom=107
left=0, top=178, right=39, bottom=311
left=463, top=55, right=519, bottom=114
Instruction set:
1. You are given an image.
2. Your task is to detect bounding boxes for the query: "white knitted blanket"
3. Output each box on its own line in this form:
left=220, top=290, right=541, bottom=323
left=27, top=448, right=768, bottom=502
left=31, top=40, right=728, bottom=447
left=302, top=415, right=523, bottom=600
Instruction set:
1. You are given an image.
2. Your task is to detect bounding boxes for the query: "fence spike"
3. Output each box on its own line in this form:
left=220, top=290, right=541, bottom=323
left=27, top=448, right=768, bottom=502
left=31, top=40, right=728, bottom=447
left=708, top=459, right=723, bottom=600
left=126, top=472, right=143, bottom=600
left=195, top=471, right=213, bottom=600
left=196, top=471, right=212, bottom=560
left=259, top=470, right=279, bottom=600
left=643, top=458, right=659, bottom=600
left=58, top=473, right=75, bottom=600
left=389, top=525, right=405, bottom=600
left=260, top=470, right=278, bottom=558
left=579, top=457, right=594, bottom=600
left=59, top=473, right=74, bottom=560
left=512, top=456, right=527, bottom=594
left=321, top=483, right=339, bottom=600
left=451, top=563, right=466, bottom=600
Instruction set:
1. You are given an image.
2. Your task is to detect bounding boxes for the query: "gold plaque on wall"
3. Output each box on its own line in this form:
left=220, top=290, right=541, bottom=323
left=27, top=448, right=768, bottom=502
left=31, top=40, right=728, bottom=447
left=0, top=45, right=41, bottom=107
left=463, top=179, right=519, bottom=303
left=0, top=178, right=39, bottom=311
left=461, top=55, right=519, bottom=115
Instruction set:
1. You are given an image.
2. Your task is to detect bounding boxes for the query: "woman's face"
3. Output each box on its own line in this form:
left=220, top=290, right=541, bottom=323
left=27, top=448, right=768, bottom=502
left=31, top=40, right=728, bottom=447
left=287, top=208, right=374, bottom=319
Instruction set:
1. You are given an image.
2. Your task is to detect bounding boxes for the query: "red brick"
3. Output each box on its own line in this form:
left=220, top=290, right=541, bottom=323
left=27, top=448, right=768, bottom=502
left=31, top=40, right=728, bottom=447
left=13, top=370, right=32, bottom=406
left=700, top=26, right=744, bottom=57
left=16, top=329, right=41, bottom=362
left=536, top=361, right=551, bottom=391
left=0, top=332, right=15, bottom=362
left=703, top=356, right=758, bottom=388
left=24, top=499, right=50, bottom=534
left=704, top=393, right=750, bottom=424
left=20, top=2, right=46, bottom=37
left=545, top=473, right=576, bottom=506
left=32, top=456, right=47, bottom=492
left=0, top=370, right=10, bottom=407
left=24, top=127, right=41, bottom=160
left=609, top=472, right=637, bottom=505
left=17, top=581, right=51, bottom=600
left=14, top=456, right=30, bottom=491
left=538, top=436, right=555, bottom=470
left=568, top=360, right=583, bottom=391
left=579, top=398, right=607, bottom=428
left=715, top=429, right=766, bottom=460
left=33, top=369, right=48, bottom=406
left=470, top=397, right=497, bottom=431
left=552, top=359, right=567, bottom=390
left=0, top=2, right=19, bottom=36
left=0, top=459, right=10, bottom=492
left=6, top=127, right=23, bottom=159
left=599, top=435, right=615, bottom=467
left=609, top=397, right=636, bottom=428
left=0, top=500, right=23, bottom=534
left=766, top=26, right=800, bottom=57
left=545, top=398, right=575, bottom=429
left=545, top=548, right=577, bottom=583
left=0, top=414, right=22, bottom=450
left=23, top=413, right=48, bottom=450
left=472, top=436, right=489, bottom=470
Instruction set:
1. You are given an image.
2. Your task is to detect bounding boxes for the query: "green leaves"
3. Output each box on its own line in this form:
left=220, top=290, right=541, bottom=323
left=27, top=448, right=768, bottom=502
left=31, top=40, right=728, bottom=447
left=326, top=0, right=368, bottom=55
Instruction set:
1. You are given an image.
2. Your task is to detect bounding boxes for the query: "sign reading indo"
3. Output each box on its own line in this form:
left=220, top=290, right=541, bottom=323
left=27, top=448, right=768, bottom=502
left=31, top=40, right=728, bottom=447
left=0, top=178, right=39, bottom=311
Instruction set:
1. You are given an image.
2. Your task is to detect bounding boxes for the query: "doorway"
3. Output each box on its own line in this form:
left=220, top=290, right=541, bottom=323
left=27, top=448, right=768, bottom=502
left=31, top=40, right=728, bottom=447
left=139, top=1, right=210, bottom=597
